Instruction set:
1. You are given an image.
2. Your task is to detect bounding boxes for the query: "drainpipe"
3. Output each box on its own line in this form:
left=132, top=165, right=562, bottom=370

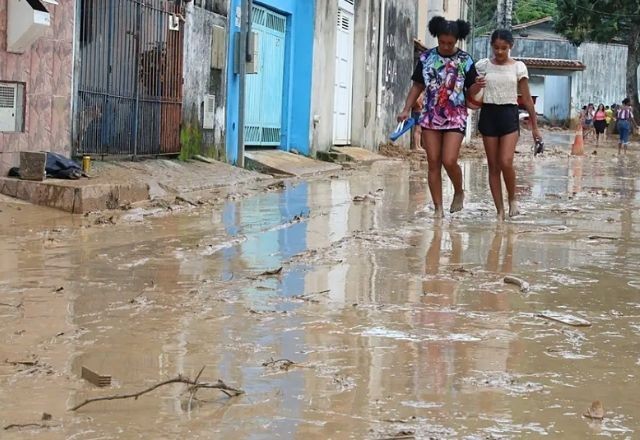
left=375, top=0, right=386, bottom=120
left=237, top=0, right=252, bottom=168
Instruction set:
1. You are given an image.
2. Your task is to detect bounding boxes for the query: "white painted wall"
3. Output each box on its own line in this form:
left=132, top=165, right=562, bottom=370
left=571, top=42, right=627, bottom=119
left=311, top=0, right=418, bottom=153
left=529, top=76, right=545, bottom=114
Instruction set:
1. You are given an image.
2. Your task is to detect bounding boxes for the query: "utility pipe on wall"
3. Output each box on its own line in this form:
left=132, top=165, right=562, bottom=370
left=375, top=0, right=386, bottom=120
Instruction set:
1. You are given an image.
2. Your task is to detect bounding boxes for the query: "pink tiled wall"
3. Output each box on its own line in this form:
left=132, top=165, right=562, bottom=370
left=0, top=0, right=74, bottom=175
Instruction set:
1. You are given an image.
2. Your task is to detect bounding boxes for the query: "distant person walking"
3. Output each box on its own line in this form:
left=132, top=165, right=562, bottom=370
left=593, top=104, right=607, bottom=147
left=604, top=105, right=614, bottom=140
left=617, top=98, right=637, bottom=154
left=397, top=16, right=482, bottom=217
left=473, top=29, right=541, bottom=220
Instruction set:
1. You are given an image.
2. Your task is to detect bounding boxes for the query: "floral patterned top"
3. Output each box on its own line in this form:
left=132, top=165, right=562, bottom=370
left=411, top=48, right=478, bottom=131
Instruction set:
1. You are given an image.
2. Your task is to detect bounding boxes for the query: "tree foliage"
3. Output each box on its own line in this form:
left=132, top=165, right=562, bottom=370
left=471, top=0, right=557, bottom=33
left=515, top=0, right=557, bottom=23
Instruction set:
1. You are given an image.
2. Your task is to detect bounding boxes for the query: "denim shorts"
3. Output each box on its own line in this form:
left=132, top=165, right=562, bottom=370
left=618, top=120, right=631, bottom=144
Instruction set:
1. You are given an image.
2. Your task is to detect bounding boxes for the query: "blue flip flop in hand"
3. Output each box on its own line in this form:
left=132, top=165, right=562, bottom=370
left=390, top=117, right=417, bottom=141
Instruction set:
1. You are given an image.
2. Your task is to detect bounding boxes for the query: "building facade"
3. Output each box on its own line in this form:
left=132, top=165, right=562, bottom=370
left=225, top=0, right=315, bottom=164
left=310, top=0, right=418, bottom=154
left=0, top=0, right=75, bottom=176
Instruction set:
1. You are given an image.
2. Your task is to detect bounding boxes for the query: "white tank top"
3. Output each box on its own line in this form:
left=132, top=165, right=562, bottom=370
left=476, top=58, right=529, bottom=105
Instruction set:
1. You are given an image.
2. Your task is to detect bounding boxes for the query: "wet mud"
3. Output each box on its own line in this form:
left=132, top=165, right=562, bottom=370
left=2, top=145, right=640, bottom=439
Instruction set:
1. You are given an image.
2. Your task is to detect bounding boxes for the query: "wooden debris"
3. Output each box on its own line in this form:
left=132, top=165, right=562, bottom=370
left=504, top=275, right=530, bottom=292
left=4, top=423, right=52, bottom=431
left=0, top=301, right=23, bottom=308
left=583, top=400, right=605, bottom=420
left=259, top=267, right=283, bottom=276
left=537, top=311, right=592, bottom=327
left=81, top=366, right=112, bottom=388
left=588, top=235, right=618, bottom=241
left=378, top=431, right=415, bottom=440
left=71, top=369, right=243, bottom=411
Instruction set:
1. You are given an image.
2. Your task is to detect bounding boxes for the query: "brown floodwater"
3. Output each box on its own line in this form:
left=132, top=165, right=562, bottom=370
left=1, top=151, right=639, bottom=439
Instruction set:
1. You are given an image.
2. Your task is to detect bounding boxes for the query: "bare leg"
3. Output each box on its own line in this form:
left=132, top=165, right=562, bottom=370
left=441, top=131, right=465, bottom=213
left=423, top=129, right=444, bottom=217
left=483, top=136, right=504, bottom=219
left=498, top=131, right=520, bottom=217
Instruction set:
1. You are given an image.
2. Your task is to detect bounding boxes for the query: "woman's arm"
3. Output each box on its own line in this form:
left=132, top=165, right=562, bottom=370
left=398, top=82, right=426, bottom=122
left=518, top=77, right=542, bottom=141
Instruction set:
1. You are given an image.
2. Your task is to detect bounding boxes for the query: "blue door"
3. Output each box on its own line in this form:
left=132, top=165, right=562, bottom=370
left=245, top=5, right=287, bottom=147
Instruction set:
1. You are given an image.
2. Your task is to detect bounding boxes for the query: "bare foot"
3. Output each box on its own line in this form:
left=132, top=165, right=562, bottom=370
left=450, top=191, right=464, bottom=213
left=497, top=210, right=505, bottom=221
left=508, top=200, right=520, bottom=217
left=434, top=206, right=445, bottom=218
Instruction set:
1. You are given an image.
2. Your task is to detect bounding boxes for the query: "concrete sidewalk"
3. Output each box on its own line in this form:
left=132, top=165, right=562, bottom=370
left=0, top=158, right=271, bottom=214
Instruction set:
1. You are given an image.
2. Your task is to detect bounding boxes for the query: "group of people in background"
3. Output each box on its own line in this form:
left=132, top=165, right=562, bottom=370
left=581, top=100, right=638, bottom=153
left=398, top=17, right=539, bottom=220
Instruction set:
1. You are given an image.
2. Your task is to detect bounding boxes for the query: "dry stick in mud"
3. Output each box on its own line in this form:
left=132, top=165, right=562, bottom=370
left=70, top=370, right=243, bottom=411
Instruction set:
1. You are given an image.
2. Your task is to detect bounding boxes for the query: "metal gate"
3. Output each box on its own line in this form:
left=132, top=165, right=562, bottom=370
left=76, top=0, right=184, bottom=157
left=244, top=5, right=286, bottom=147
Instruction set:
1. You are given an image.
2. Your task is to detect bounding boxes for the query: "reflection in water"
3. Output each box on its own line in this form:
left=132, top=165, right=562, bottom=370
left=1, top=157, right=640, bottom=438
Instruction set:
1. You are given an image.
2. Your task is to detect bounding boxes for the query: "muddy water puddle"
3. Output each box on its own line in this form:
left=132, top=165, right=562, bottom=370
left=1, top=154, right=640, bottom=439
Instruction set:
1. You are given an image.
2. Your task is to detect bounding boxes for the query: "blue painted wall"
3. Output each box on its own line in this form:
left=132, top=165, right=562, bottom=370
left=226, top=0, right=315, bottom=164
left=544, top=76, right=571, bottom=122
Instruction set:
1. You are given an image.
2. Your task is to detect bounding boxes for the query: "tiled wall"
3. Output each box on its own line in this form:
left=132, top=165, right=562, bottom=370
left=0, top=0, right=74, bottom=175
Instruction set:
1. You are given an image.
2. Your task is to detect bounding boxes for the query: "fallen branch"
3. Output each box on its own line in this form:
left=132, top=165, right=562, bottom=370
left=4, top=423, right=52, bottom=431
left=587, top=235, right=618, bottom=241
left=6, top=359, right=38, bottom=367
left=504, top=276, right=530, bottom=292
left=0, top=301, right=23, bottom=308
left=71, top=372, right=243, bottom=411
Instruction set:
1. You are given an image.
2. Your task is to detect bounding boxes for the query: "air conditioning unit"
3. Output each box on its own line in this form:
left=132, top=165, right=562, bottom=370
left=0, top=83, right=18, bottom=131
left=7, top=0, right=51, bottom=53
left=203, top=95, right=215, bottom=130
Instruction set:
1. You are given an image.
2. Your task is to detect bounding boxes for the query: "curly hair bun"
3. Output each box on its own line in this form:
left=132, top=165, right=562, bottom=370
left=428, top=16, right=447, bottom=37
left=428, top=16, right=471, bottom=40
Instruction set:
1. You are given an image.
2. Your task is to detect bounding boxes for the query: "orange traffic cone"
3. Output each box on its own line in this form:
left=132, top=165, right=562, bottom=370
left=571, top=124, right=584, bottom=156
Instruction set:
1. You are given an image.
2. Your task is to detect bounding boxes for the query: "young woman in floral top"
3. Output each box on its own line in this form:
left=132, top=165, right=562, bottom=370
left=397, top=16, right=482, bottom=217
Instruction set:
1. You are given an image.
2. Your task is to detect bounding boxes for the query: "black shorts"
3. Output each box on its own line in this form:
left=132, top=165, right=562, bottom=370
left=478, top=104, right=519, bottom=137
left=594, top=120, right=606, bottom=134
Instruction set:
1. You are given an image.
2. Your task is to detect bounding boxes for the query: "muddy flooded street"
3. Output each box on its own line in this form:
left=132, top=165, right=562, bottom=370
left=2, top=151, right=640, bottom=439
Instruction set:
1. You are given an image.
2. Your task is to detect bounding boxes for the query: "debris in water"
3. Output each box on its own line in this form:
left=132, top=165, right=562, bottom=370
left=583, top=400, right=605, bottom=420
left=588, top=235, right=618, bottom=241
left=378, top=431, right=415, bottom=440
left=258, top=267, right=283, bottom=276
left=71, top=368, right=243, bottom=411
left=353, top=194, right=376, bottom=203
left=262, top=358, right=296, bottom=371
left=453, top=266, right=475, bottom=275
left=81, top=366, right=112, bottom=387
left=504, top=275, right=530, bottom=292
left=0, top=301, right=23, bottom=308
left=537, top=311, right=592, bottom=327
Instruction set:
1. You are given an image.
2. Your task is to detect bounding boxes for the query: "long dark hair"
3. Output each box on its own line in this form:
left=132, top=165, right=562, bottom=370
left=490, top=29, right=515, bottom=45
left=428, top=16, right=471, bottom=41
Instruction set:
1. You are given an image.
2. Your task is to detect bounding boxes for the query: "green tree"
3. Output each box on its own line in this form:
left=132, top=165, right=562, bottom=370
left=515, top=0, right=557, bottom=23
left=471, top=0, right=556, bottom=34
left=555, top=0, right=640, bottom=113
